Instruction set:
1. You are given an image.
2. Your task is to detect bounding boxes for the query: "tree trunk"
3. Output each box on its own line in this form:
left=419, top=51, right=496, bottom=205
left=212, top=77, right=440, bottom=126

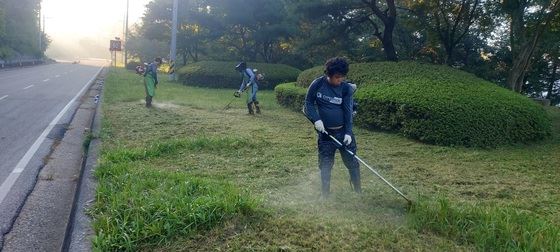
left=546, top=58, right=558, bottom=100
left=365, top=0, right=398, bottom=62
left=505, top=0, right=559, bottom=92
left=182, top=51, right=187, bottom=65
left=382, top=37, right=398, bottom=61
left=507, top=46, right=530, bottom=92
left=445, top=44, right=454, bottom=66
left=506, top=25, right=545, bottom=92
left=193, top=42, right=199, bottom=62
left=382, top=16, right=398, bottom=61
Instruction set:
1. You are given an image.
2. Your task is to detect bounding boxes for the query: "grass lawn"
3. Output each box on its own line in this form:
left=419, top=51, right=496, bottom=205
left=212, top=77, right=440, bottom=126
left=91, top=68, right=560, bottom=251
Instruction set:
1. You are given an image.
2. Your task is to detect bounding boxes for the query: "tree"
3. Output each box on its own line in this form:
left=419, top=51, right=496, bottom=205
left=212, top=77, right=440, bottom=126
left=295, top=0, right=400, bottom=61
left=501, top=0, right=560, bottom=92
left=127, top=32, right=169, bottom=63
left=524, top=17, right=560, bottom=104
left=361, top=0, right=399, bottom=61
left=2, top=0, right=43, bottom=58
left=136, top=0, right=294, bottom=64
left=409, top=0, right=482, bottom=65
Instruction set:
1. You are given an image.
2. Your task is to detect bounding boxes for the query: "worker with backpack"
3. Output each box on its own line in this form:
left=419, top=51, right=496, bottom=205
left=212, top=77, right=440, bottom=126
left=303, top=57, right=361, bottom=199
left=234, top=62, right=261, bottom=115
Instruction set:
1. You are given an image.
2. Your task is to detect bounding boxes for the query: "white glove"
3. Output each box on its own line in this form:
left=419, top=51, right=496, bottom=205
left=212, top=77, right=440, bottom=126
left=343, top=134, right=352, bottom=145
left=314, top=120, right=326, bottom=133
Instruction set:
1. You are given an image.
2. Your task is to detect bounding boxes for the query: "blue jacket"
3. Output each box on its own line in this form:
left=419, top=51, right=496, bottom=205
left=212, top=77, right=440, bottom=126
left=238, top=68, right=258, bottom=91
left=304, top=76, right=353, bottom=135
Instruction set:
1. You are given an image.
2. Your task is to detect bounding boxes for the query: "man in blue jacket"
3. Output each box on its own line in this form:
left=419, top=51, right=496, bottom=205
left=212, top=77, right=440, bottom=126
left=234, top=62, right=260, bottom=115
left=303, top=57, right=361, bottom=198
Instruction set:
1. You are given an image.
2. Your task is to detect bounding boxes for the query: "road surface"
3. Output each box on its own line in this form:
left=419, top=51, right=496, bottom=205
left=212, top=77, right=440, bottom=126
left=0, top=62, right=103, bottom=247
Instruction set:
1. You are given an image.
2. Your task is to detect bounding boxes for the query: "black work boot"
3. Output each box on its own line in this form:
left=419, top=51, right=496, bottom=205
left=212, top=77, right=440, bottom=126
left=349, top=168, right=362, bottom=193
left=254, top=101, right=261, bottom=114
left=247, top=102, right=254, bottom=115
left=146, top=96, right=152, bottom=108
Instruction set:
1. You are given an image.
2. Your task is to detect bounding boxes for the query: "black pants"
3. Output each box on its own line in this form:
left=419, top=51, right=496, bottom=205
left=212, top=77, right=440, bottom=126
left=318, top=128, right=361, bottom=196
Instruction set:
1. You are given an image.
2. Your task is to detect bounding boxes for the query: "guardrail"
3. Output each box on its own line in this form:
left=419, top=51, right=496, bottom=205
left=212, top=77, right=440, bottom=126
left=0, top=58, right=46, bottom=69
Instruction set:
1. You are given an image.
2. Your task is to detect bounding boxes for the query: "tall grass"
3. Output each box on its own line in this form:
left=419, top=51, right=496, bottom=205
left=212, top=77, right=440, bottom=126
left=409, top=198, right=560, bottom=251
left=91, top=138, right=258, bottom=251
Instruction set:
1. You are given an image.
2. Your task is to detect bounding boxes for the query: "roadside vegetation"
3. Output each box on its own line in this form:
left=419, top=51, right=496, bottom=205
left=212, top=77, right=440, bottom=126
left=92, top=68, right=560, bottom=251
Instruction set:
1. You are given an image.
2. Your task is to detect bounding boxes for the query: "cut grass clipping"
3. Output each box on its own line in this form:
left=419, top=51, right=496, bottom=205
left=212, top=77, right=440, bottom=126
left=91, top=138, right=258, bottom=251
left=409, top=198, right=560, bottom=251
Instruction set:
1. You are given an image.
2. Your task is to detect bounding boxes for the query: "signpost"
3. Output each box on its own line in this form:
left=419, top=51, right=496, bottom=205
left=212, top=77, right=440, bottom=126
left=109, top=38, right=122, bottom=67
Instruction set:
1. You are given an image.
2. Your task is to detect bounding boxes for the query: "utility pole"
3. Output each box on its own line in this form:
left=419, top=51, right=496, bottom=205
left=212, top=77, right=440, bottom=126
left=38, top=8, right=44, bottom=56
left=169, top=0, right=178, bottom=81
left=124, top=0, right=130, bottom=67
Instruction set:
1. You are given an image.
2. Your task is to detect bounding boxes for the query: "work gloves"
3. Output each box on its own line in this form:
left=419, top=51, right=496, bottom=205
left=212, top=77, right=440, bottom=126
left=314, top=120, right=326, bottom=133
left=234, top=91, right=241, bottom=97
left=343, top=134, right=352, bottom=145
left=314, top=120, right=352, bottom=146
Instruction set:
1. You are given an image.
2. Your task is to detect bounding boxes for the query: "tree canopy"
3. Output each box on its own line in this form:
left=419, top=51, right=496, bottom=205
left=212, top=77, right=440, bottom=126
left=0, top=0, right=48, bottom=60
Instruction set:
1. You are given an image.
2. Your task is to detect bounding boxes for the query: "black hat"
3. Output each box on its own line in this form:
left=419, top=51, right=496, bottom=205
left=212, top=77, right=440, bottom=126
left=235, top=61, right=246, bottom=71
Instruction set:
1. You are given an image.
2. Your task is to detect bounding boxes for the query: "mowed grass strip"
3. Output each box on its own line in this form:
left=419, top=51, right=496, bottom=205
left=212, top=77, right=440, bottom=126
left=93, top=68, right=560, bottom=251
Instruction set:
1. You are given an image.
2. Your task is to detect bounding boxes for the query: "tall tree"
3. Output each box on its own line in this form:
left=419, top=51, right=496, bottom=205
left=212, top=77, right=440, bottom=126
left=361, top=0, right=399, bottom=61
left=409, top=0, right=482, bottom=65
left=295, top=0, right=399, bottom=61
left=0, top=0, right=44, bottom=59
left=501, top=0, right=560, bottom=92
left=524, top=17, right=560, bottom=104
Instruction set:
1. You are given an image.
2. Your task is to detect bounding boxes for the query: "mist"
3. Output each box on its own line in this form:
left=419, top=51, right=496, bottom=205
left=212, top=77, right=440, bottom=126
left=42, top=0, right=151, bottom=61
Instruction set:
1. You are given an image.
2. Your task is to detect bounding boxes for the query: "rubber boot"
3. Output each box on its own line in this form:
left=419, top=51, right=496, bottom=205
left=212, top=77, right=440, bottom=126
left=247, top=102, right=254, bottom=115
left=349, top=168, right=362, bottom=193
left=254, top=101, right=261, bottom=114
left=146, top=96, right=152, bottom=108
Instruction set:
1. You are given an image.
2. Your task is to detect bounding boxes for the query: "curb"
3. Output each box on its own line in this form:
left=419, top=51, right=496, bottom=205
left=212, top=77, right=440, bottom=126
left=63, top=69, right=106, bottom=252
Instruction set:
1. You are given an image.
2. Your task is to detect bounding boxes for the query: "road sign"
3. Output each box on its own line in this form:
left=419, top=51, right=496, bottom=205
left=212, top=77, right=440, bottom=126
left=109, top=40, right=122, bottom=51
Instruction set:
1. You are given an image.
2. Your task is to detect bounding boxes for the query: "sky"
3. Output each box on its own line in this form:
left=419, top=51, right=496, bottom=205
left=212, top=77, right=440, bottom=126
left=42, top=0, right=152, bottom=60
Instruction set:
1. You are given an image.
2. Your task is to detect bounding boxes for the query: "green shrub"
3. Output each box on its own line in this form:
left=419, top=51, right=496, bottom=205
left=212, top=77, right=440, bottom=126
left=274, top=82, right=307, bottom=112
left=296, top=62, right=412, bottom=88
left=178, top=61, right=301, bottom=90
left=283, top=61, right=552, bottom=147
left=409, top=198, right=560, bottom=251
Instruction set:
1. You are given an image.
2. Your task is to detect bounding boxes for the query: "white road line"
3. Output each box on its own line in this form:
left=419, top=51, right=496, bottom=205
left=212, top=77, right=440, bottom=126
left=0, top=67, right=104, bottom=204
left=0, top=95, right=8, bottom=101
left=23, top=84, right=34, bottom=90
left=43, top=78, right=50, bottom=82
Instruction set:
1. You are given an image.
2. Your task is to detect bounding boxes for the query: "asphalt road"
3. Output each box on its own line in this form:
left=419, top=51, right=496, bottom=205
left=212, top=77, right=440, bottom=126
left=0, top=62, right=103, bottom=247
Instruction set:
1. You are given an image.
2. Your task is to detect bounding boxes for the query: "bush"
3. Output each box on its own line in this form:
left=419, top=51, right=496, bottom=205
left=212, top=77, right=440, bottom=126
left=281, top=61, right=552, bottom=147
left=178, top=61, right=301, bottom=90
left=274, top=82, right=307, bottom=112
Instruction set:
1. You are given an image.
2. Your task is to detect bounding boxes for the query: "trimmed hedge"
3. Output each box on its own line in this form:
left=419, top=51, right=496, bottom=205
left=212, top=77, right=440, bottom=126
left=280, top=61, right=552, bottom=147
left=275, top=82, right=307, bottom=112
left=178, top=61, right=301, bottom=89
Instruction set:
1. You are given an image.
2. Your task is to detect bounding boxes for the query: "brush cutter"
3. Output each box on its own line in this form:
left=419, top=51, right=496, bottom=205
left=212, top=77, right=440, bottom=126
left=223, top=82, right=252, bottom=110
left=323, top=131, right=412, bottom=205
